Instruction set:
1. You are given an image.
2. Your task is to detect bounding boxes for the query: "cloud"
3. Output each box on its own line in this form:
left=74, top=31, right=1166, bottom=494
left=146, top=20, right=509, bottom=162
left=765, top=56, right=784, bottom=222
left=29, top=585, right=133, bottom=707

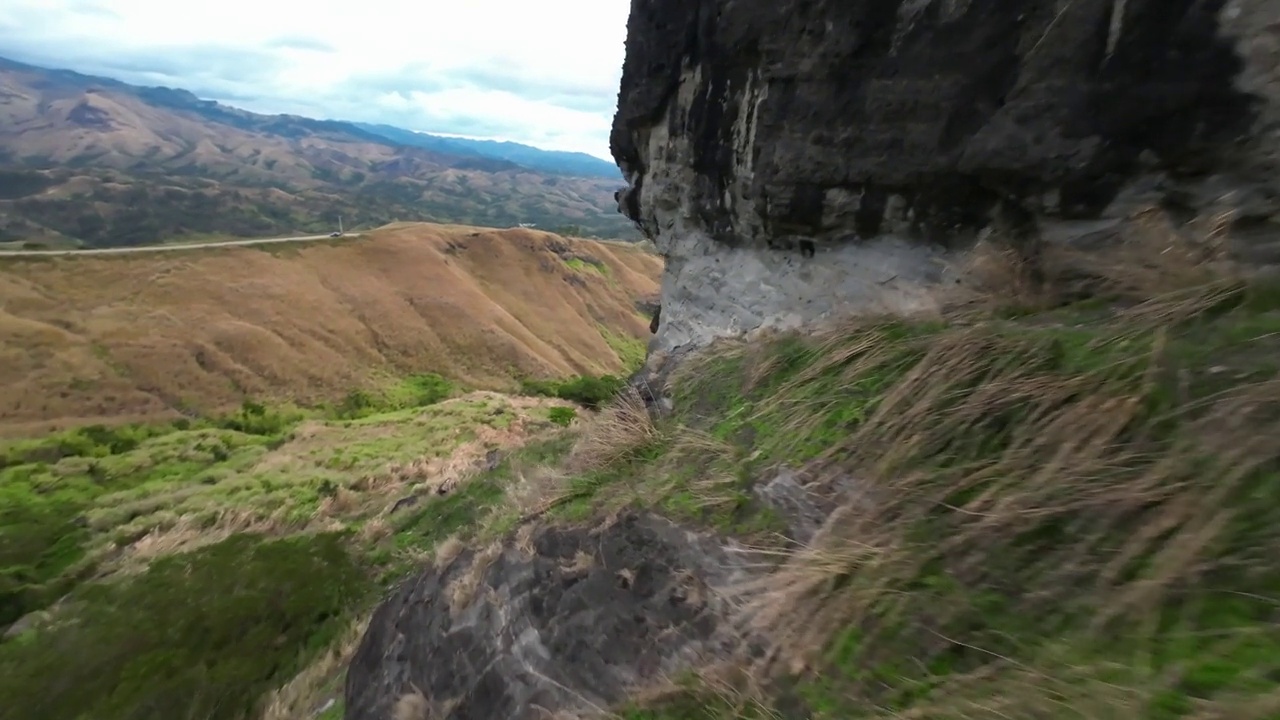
left=0, top=0, right=631, bottom=160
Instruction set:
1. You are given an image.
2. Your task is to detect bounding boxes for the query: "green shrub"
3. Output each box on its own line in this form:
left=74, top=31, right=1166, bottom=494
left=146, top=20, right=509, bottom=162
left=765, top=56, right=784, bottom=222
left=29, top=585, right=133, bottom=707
left=333, top=374, right=456, bottom=420
left=0, top=422, right=182, bottom=470
left=335, top=389, right=375, bottom=419
left=215, top=400, right=294, bottom=436
left=521, top=374, right=626, bottom=410
left=0, top=500, right=89, bottom=626
left=401, top=372, right=453, bottom=407
left=548, top=406, right=578, bottom=427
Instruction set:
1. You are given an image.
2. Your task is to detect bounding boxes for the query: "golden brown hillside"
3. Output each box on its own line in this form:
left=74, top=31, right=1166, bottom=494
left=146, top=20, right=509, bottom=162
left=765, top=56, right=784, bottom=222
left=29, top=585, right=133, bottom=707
left=0, top=224, right=662, bottom=437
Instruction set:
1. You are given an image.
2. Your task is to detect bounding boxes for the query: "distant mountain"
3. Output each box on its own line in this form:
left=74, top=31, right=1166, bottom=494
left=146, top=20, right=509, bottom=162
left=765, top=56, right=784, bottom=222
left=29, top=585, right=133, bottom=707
left=352, top=123, right=622, bottom=180
left=0, top=56, right=635, bottom=248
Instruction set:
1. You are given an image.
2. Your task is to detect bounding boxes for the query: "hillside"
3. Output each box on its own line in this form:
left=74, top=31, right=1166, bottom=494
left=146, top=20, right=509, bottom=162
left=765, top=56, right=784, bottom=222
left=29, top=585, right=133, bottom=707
left=0, top=57, right=637, bottom=247
left=0, top=223, right=662, bottom=437
left=4, top=215, right=1277, bottom=720
left=352, top=123, right=622, bottom=180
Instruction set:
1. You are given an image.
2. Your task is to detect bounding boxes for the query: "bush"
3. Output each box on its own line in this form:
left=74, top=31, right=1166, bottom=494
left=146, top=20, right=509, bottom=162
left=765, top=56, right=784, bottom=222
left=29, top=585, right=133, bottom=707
left=548, top=406, right=578, bottom=427
left=333, top=374, right=455, bottom=420
left=402, top=373, right=452, bottom=407
left=0, top=500, right=89, bottom=626
left=215, top=400, right=293, bottom=436
left=0, top=423, right=173, bottom=469
left=521, top=374, right=626, bottom=410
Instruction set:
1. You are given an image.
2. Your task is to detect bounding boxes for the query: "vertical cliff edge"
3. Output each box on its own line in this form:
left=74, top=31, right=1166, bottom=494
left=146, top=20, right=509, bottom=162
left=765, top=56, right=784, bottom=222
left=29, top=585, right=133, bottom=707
left=612, top=0, right=1280, bottom=354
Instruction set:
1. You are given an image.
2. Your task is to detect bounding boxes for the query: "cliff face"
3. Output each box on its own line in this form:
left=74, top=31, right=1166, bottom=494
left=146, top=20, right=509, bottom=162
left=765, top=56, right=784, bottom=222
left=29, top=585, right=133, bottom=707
left=612, top=0, right=1280, bottom=353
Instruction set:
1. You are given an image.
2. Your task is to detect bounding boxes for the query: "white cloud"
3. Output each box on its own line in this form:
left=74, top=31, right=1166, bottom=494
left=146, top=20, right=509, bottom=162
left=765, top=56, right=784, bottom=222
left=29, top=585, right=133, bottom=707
left=0, top=0, right=631, bottom=160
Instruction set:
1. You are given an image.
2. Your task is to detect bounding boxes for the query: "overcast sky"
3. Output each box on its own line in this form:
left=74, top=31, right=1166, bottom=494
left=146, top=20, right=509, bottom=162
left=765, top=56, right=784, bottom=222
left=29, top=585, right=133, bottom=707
left=0, top=0, right=631, bottom=160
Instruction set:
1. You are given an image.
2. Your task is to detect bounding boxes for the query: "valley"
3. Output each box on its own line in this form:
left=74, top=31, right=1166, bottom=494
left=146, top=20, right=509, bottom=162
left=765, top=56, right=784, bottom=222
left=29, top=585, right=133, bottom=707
left=0, top=56, right=636, bottom=248
left=4, top=1, right=1280, bottom=720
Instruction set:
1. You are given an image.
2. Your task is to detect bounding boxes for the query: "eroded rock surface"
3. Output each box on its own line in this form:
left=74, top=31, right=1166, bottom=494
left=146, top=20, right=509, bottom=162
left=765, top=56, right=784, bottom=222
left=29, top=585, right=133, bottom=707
left=611, top=0, right=1280, bottom=353
left=343, top=513, right=757, bottom=720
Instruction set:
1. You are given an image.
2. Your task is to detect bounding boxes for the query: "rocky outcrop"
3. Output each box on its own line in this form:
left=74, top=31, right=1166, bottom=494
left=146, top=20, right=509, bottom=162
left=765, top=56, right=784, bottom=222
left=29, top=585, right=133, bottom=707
left=343, top=5, right=1280, bottom=718
left=343, top=514, right=758, bottom=720
left=612, top=0, right=1280, bottom=354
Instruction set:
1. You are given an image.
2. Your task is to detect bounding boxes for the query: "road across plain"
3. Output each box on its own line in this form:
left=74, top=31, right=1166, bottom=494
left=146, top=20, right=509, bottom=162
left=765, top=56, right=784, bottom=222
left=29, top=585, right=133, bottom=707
left=0, top=233, right=363, bottom=257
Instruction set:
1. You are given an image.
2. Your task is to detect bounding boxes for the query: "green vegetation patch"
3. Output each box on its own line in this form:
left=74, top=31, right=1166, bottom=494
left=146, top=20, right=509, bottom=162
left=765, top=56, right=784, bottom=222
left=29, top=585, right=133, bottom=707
left=0, top=532, right=368, bottom=720
left=329, top=372, right=455, bottom=420
left=599, top=325, right=648, bottom=373
left=0, top=391, right=532, bottom=629
left=0, top=386, right=579, bottom=719
left=521, top=373, right=627, bottom=410
left=563, top=256, right=609, bottom=274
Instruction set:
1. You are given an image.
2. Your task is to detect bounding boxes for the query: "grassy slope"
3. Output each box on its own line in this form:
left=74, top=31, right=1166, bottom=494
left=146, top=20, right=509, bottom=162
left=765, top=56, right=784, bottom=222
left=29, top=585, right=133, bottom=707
left=435, top=224, right=1276, bottom=719
left=0, top=384, right=584, bottom=720
left=6, top=216, right=1276, bottom=720
left=567, top=237, right=1280, bottom=719
left=0, top=223, right=660, bottom=437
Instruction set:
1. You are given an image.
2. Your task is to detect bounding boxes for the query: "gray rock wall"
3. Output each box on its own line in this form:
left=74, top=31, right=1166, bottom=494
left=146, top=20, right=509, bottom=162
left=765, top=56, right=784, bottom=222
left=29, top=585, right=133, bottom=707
left=611, top=0, right=1280, bottom=353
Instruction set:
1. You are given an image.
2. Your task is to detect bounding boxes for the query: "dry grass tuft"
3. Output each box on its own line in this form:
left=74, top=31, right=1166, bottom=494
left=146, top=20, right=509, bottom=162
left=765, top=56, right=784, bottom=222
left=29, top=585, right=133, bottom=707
left=447, top=541, right=503, bottom=617
left=955, top=235, right=1050, bottom=310
left=433, top=535, right=466, bottom=570
left=392, top=687, right=432, bottom=720
left=514, top=522, right=541, bottom=557
left=624, top=662, right=780, bottom=720
left=566, top=387, right=662, bottom=473
left=1072, top=206, right=1238, bottom=296
left=110, top=507, right=294, bottom=573
left=356, top=515, right=393, bottom=544
left=561, top=550, right=596, bottom=577
left=659, top=427, right=743, bottom=513
left=951, top=206, right=1248, bottom=318
left=315, top=486, right=361, bottom=518
left=504, top=462, right=574, bottom=521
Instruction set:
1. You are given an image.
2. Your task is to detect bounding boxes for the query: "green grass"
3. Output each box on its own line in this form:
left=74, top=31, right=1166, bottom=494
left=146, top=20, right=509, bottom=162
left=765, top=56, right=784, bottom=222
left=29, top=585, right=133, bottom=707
left=520, top=372, right=627, bottom=410
left=563, top=256, right=610, bottom=275
left=548, top=406, right=578, bottom=426
left=563, top=277, right=1280, bottom=719
left=0, top=379, right=584, bottom=719
left=0, top=532, right=369, bottom=720
left=328, top=372, right=455, bottom=420
left=600, top=324, right=648, bottom=372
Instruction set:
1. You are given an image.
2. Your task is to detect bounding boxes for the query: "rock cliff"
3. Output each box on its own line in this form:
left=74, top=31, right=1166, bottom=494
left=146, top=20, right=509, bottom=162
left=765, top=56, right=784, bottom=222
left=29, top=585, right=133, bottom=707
left=611, top=0, right=1280, bottom=353
left=343, top=4, right=1280, bottom=719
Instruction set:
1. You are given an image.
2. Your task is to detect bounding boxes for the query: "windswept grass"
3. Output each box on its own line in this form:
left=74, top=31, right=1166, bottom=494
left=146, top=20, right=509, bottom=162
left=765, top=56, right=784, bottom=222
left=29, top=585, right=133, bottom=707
left=565, top=215, right=1280, bottom=719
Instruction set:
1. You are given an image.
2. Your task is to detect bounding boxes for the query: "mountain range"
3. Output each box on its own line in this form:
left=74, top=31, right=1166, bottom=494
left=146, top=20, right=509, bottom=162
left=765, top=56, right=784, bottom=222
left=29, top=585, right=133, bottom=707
left=0, top=56, right=634, bottom=248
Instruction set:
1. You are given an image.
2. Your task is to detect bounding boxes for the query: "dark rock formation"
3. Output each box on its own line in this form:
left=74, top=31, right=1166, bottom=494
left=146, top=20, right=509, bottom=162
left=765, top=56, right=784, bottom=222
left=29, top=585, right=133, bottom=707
left=611, top=0, right=1280, bottom=353
left=343, top=513, right=756, bottom=720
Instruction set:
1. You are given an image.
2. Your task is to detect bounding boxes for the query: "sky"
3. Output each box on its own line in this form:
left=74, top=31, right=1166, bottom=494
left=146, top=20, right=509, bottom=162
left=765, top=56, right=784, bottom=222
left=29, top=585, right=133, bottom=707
left=0, top=0, right=631, bottom=160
